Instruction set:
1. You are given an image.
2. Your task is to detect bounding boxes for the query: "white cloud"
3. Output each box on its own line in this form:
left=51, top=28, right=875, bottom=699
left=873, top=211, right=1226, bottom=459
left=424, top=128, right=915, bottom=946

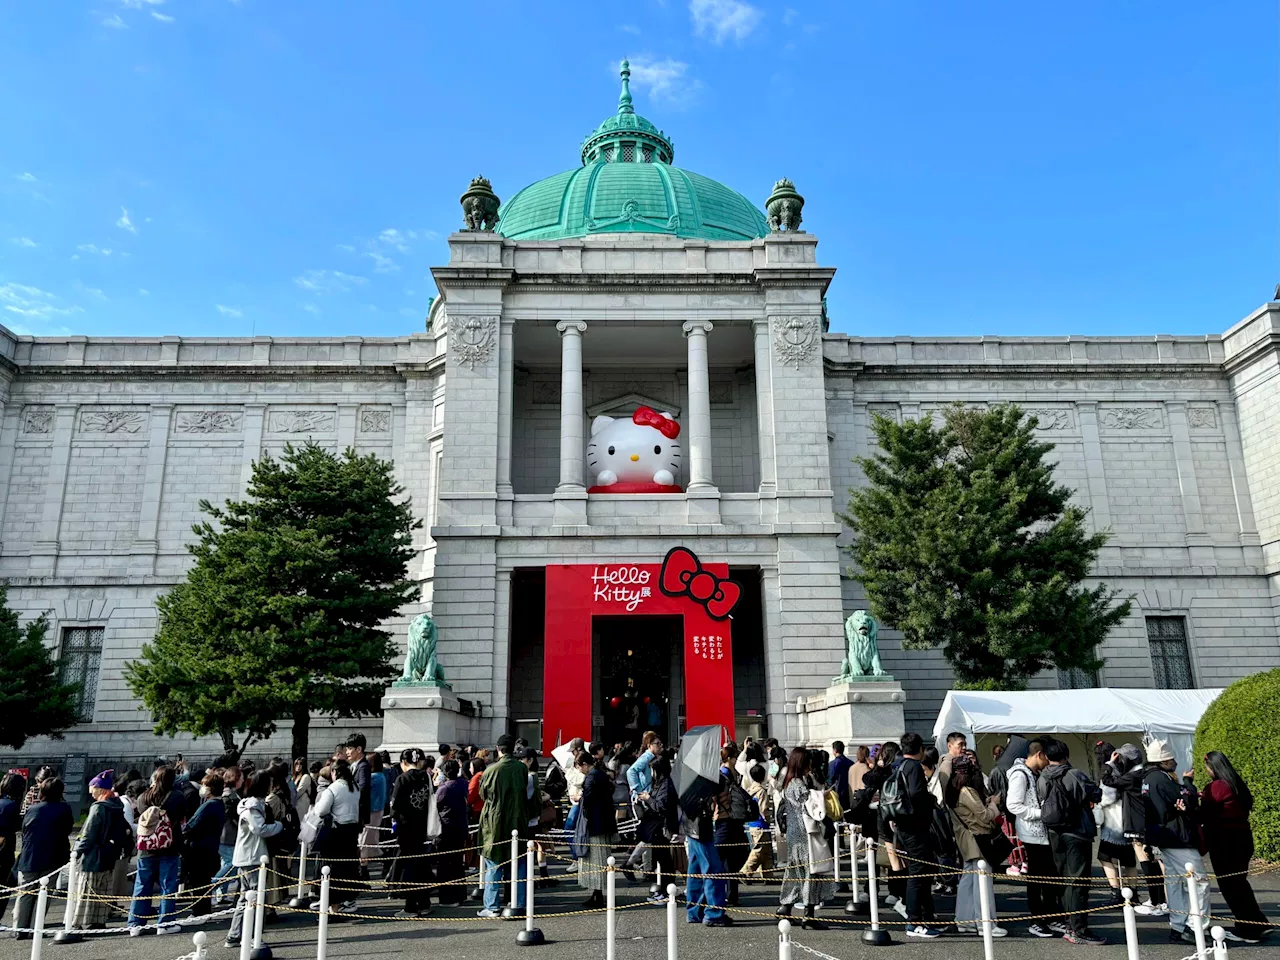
left=366, top=251, right=399, bottom=273
left=102, top=13, right=127, bottom=28
left=77, top=243, right=113, bottom=256
left=15, top=172, right=38, bottom=183
left=116, top=207, right=137, bottom=234
left=151, top=11, right=174, bottom=22
left=138, top=288, right=150, bottom=296
left=377, top=228, right=411, bottom=251
left=335, top=243, right=356, bottom=253
left=11, top=237, right=38, bottom=248
left=0, top=282, right=84, bottom=322
left=84, top=287, right=108, bottom=300
left=302, top=303, right=320, bottom=315
left=620, top=57, right=698, bottom=105
left=293, top=269, right=367, bottom=294
left=215, top=304, right=243, bottom=317
left=689, top=0, right=762, bottom=43
left=619, top=23, right=642, bottom=35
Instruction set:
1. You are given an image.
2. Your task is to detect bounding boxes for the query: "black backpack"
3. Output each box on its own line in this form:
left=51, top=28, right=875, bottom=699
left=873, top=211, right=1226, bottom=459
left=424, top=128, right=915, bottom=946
left=543, top=763, right=568, bottom=802
left=878, top=768, right=913, bottom=819
left=102, top=804, right=133, bottom=870
left=1039, top=775, right=1079, bottom=832
left=266, top=797, right=300, bottom=855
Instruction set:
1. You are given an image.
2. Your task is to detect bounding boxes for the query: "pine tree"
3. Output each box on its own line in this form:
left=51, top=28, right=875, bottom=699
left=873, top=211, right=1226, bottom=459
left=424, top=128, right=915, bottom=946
left=0, top=585, right=82, bottom=749
left=126, top=443, right=421, bottom=758
left=842, top=403, right=1131, bottom=689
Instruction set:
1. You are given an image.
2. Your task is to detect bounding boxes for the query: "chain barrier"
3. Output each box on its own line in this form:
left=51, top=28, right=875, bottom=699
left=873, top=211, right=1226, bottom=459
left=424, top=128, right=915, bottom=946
left=790, top=940, right=846, bottom=960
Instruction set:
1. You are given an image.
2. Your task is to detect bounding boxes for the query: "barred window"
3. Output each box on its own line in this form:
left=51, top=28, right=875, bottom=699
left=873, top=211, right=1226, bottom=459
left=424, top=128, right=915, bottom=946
left=1058, top=666, right=1100, bottom=689
left=642, top=145, right=653, bottom=163
left=621, top=142, right=634, bottom=162
left=1146, top=616, right=1194, bottom=689
left=59, top=627, right=104, bottom=722
left=602, top=145, right=614, bottom=163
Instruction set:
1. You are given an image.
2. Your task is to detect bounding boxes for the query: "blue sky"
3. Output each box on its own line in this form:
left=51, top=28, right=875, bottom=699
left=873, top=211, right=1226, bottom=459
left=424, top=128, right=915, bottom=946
left=1, top=1, right=1275, bottom=340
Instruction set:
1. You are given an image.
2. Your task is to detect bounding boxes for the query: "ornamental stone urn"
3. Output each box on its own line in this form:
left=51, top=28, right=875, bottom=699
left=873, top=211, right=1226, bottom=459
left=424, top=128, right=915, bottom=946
left=461, top=176, right=500, bottom=232
left=765, top=178, right=804, bottom=232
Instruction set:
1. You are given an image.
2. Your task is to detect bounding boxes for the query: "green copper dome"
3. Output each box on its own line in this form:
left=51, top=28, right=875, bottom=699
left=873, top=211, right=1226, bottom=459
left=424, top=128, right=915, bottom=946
left=496, top=61, right=770, bottom=243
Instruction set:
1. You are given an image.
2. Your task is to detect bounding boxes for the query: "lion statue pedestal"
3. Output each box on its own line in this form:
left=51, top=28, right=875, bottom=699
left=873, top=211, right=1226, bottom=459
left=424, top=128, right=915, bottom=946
left=795, top=611, right=907, bottom=751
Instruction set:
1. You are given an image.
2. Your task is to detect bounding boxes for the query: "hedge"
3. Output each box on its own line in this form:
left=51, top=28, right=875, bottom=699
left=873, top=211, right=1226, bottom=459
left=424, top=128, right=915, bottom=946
left=1193, top=668, right=1280, bottom=863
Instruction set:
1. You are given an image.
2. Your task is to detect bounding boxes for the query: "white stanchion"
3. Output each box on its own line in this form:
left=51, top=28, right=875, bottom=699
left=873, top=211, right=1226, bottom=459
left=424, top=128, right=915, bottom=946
left=517, top=841, right=544, bottom=945
left=778, top=918, right=792, bottom=960
left=606, top=856, right=617, bottom=960
left=861, top=839, right=890, bottom=945
left=833, top=824, right=842, bottom=890
left=502, top=829, right=520, bottom=920
left=289, top=842, right=309, bottom=908
left=238, top=891, right=255, bottom=960
left=1211, top=925, right=1228, bottom=960
left=977, top=860, right=995, bottom=960
left=1186, top=861, right=1207, bottom=960
left=52, top=856, right=81, bottom=944
left=315, top=867, right=331, bottom=960
left=30, top=877, right=50, bottom=960
left=846, top=828, right=867, bottom=914
left=667, top=883, right=678, bottom=960
left=250, top=855, right=271, bottom=960
left=1122, top=888, right=1140, bottom=960
left=192, top=930, right=209, bottom=960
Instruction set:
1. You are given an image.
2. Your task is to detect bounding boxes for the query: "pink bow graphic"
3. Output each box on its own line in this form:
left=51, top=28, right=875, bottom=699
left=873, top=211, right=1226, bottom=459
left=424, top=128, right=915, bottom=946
left=659, top=547, right=741, bottom=621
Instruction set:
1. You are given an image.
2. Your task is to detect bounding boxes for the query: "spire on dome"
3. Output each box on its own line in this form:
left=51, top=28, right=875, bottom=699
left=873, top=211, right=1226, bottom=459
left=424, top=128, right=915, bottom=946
left=618, top=59, right=634, bottom=115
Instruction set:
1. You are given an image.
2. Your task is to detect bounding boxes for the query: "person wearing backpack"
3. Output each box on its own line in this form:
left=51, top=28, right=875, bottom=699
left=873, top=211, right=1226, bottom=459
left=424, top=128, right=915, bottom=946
left=1143, top=739, right=1211, bottom=946
left=1036, top=738, right=1105, bottom=945
left=623, top=731, right=662, bottom=882
left=713, top=745, right=750, bottom=907
left=225, top=771, right=284, bottom=948
left=182, top=773, right=226, bottom=918
left=128, top=765, right=186, bottom=936
left=70, top=770, right=131, bottom=930
left=1006, top=739, right=1065, bottom=937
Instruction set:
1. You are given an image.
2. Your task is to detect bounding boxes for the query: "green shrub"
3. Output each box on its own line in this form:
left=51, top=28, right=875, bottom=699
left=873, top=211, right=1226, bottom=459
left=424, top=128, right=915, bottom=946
left=1193, top=668, right=1280, bottom=862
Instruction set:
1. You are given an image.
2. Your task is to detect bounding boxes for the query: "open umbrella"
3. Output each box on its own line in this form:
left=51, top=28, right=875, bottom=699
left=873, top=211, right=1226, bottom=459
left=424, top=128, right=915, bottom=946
left=673, top=725, right=723, bottom=817
left=551, top=740, right=588, bottom=772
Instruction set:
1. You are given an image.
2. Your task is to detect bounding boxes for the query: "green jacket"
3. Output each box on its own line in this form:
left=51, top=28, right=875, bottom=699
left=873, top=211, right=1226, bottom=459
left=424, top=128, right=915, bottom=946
left=477, top=755, right=539, bottom=861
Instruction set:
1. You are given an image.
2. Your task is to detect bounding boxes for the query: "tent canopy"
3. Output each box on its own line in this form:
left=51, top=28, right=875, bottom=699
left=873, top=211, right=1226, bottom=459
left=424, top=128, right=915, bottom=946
left=933, top=687, right=1222, bottom=758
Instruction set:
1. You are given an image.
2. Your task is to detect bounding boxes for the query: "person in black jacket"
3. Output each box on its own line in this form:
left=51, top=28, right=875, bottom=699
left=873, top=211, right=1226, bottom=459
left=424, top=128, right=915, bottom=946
left=1101, top=743, right=1167, bottom=914
left=390, top=748, right=437, bottom=917
left=579, top=757, right=619, bottom=909
left=211, top=766, right=242, bottom=905
left=72, top=771, right=130, bottom=929
left=183, top=773, right=226, bottom=917
left=893, top=734, right=941, bottom=939
left=0, top=773, right=25, bottom=927
left=13, top=777, right=74, bottom=940
left=1036, top=739, right=1105, bottom=945
left=1143, top=739, right=1210, bottom=945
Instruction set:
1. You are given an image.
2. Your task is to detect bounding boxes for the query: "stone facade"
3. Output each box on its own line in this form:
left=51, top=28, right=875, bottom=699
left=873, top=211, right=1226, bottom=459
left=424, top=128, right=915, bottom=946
left=1, top=234, right=1279, bottom=759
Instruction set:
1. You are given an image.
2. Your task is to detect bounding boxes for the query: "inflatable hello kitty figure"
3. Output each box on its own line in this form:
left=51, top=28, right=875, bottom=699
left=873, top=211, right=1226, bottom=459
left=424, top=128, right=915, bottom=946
left=587, top=407, right=683, bottom=494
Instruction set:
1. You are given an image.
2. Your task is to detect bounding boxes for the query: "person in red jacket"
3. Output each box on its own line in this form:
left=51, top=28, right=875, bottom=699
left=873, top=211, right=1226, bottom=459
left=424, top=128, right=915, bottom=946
left=1200, top=752, right=1270, bottom=943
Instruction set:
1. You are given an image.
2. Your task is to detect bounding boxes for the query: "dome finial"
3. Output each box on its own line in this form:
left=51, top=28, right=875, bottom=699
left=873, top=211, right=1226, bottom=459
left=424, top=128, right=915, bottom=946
left=618, top=58, right=634, bottom=115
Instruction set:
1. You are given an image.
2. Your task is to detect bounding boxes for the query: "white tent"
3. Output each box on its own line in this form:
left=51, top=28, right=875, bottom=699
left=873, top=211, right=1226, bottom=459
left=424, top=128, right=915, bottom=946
left=932, top=687, right=1223, bottom=768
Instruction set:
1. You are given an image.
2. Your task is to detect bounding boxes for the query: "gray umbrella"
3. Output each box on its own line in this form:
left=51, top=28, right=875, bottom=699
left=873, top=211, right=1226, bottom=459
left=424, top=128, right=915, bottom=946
left=673, top=724, right=724, bottom=817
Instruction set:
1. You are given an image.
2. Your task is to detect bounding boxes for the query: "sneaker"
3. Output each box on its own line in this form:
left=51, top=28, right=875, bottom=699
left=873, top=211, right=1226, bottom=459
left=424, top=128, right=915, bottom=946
left=954, top=923, right=979, bottom=935
left=1048, top=921, right=1070, bottom=935
left=223, top=938, right=240, bottom=949
left=156, top=924, right=181, bottom=935
left=907, top=925, right=942, bottom=939
left=648, top=892, right=668, bottom=904
left=1169, top=929, right=1196, bottom=945
left=476, top=908, right=501, bottom=919
left=1028, top=924, right=1055, bottom=938
left=884, top=894, right=900, bottom=907
left=893, top=900, right=908, bottom=919
left=1064, top=931, right=1106, bottom=946
left=1135, top=902, right=1167, bottom=917
left=393, top=909, right=421, bottom=918
left=703, top=915, right=734, bottom=927
left=128, top=926, right=146, bottom=938
left=1220, top=931, right=1256, bottom=944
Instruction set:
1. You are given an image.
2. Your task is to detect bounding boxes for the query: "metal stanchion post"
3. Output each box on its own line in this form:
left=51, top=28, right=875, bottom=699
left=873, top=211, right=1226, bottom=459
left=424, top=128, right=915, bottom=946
left=667, top=883, right=678, bottom=960
left=862, top=839, right=890, bottom=945
left=289, top=842, right=309, bottom=908
left=833, top=824, right=844, bottom=892
left=1211, top=925, right=1228, bottom=960
left=517, top=841, right=544, bottom=945
left=502, top=829, right=520, bottom=920
left=847, top=828, right=867, bottom=914
left=53, top=857, right=82, bottom=944
left=650, top=861, right=664, bottom=897
left=1122, top=888, right=1140, bottom=960
left=1186, top=862, right=1207, bottom=960
left=238, top=892, right=255, bottom=960
left=977, top=860, right=995, bottom=960
left=778, top=918, right=792, bottom=960
left=250, top=855, right=272, bottom=960
left=606, top=856, right=617, bottom=960
left=30, top=877, right=50, bottom=960
left=315, top=867, right=331, bottom=960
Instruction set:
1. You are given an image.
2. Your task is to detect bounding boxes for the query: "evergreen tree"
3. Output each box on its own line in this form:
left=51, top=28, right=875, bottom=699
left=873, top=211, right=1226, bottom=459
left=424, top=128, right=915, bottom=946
left=0, top=585, right=82, bottom=749
left=126, top=443, right=421, bottom=758
left=843, top=403, right=1131, bottom=689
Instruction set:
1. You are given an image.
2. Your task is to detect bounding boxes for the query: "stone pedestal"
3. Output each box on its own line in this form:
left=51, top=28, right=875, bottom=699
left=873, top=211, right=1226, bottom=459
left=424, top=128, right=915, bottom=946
left=797, top=679, right=906, bottom=751
left=378, top=685, right=482, bottom=754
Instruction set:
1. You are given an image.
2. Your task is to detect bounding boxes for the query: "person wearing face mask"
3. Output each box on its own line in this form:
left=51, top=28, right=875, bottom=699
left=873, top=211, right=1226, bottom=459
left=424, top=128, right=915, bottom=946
left=182, top=772, right=226, bottom=917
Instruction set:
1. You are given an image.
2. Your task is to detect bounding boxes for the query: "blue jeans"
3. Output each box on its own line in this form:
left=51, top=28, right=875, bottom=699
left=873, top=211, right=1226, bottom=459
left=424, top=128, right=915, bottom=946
left=685, top=837, right=726, bottom=922
left=129, top=854, right=180, bottom=927
left=211, top=843, right=236, bottom=895
left=481, top=856, right=527, bottom=912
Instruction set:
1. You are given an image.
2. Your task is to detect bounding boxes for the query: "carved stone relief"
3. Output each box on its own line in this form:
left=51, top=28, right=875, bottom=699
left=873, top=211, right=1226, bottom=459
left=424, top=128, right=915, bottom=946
left=709, top=381, right=734, bottom=405
left=267, top=409, right=337, bottom=434
left=449, top=316, right=497, bottom=371
left=79, top=409, right=147, bottom=434
left=1031, top=408, right=1073, bottom=431
left=773, top=316, right=821, bottom=369
left=174, top=410, right=243, bottom=434
left=21, top=406, right=53, bottom=434
left=1187, top=407, right=1217, bottom=430
left=532, top=380, right=560, bottom=405
left=1099, top=407, right=1163, bottom=430
left=359, top=406, right=391, bottom=434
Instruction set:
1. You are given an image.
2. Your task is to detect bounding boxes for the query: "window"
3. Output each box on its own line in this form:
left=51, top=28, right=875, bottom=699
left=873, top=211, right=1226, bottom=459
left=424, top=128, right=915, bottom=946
left=59, top=626, right=104, bottom=722
left=1058, top=666, right=1099, bottom=689
left=1146, top=616, right=1194, bottom=689
left=621, top=142, right=634, bottom=162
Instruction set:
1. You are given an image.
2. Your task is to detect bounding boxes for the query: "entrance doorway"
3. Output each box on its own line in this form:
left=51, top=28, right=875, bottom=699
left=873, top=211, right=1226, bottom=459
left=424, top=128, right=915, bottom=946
left=592, top=616, right=682, bottom=748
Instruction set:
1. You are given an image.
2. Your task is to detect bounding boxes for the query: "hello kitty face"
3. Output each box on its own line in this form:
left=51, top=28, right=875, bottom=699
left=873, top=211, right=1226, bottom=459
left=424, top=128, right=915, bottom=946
left=587, top=407, right=682, bottom=488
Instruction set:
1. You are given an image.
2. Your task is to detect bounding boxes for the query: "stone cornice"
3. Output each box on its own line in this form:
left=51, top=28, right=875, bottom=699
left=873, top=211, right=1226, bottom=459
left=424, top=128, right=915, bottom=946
left=12, top=363, right=407, bottom=382
left=508, top=272, right=764, bottom=289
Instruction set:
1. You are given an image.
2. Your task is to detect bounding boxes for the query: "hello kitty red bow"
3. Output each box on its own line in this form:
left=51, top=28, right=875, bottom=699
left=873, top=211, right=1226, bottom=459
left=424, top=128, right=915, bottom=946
left=659, top=546, right=741, bottom=621
left=633, top=406, right=680, bottom=439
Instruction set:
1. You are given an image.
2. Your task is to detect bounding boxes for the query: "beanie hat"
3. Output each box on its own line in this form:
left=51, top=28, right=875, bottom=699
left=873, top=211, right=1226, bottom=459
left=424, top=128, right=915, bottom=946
left=1145, top=739, right=1175, bottom=764
left=89, top=769, right=114, bottom=790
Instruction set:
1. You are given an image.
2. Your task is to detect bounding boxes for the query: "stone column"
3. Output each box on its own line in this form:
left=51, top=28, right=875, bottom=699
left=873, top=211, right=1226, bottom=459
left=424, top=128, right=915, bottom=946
left=0, top=390, right=19, bottom=553
left=31, top=404, right=78, bottom=576
left=496, top=317, right=515, bottom=519
left=751, top=317, right=777, bottom=498
left=1076, top=401, right=1120, bottom=567
left=240, top=404, right=266, bottom=492
left=1216, top=400, right=1263, bottom=563
left=1165, top=400, right=1212, bottom=565
left=130, top=403, right=173, bottom=577
left=555, top=321, right=587, bottom=494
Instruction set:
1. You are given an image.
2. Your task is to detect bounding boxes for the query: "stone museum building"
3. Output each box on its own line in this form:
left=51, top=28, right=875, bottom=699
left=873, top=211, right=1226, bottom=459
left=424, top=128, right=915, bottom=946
left=3, top=65, right=1280, bottom=760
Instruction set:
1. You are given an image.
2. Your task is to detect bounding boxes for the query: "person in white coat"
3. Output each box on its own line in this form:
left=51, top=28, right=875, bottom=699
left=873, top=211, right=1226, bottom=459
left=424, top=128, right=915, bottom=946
left=1004, top=740, right=1065, bottom=939
left=224, top=772, right=282, bottom=948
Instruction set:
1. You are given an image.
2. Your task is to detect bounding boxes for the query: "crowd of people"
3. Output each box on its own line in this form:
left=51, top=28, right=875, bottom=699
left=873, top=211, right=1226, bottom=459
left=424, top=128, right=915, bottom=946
left=0, top=728, right=1271, bottom=948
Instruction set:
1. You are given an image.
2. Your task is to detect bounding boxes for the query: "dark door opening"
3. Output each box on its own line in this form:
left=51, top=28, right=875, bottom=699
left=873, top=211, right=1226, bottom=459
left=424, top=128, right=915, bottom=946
left=592, top=616, right=683, bottom=749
